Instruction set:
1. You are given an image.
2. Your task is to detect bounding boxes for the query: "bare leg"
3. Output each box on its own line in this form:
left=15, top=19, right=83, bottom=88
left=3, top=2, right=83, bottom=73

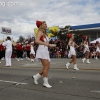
left=40, top=59, right=50, bottom=77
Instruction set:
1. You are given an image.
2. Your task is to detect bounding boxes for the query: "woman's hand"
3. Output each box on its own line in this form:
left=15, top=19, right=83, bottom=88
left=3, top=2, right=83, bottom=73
left=44, top=43, right=49, bottom=47
left=44, top=43, right=56, bottom=47
left=48, top=44, right=56, bottom=48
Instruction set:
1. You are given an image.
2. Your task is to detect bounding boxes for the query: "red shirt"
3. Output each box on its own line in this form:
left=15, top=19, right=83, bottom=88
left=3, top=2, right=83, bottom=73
left=16, top=44, right=22, bottom=50
left=0, top=44, right=2, bottom=50
left=26, top=45, right=30, bottom=51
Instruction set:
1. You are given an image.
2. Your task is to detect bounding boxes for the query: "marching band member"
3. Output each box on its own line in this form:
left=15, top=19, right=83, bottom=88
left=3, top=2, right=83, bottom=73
left=30, top=42, right=35, bottom=62
left=26, top=43, right=30, bottom=60
left=2, top=36, right=12, bottom=67
left=65, top=33, right=79, bottom=70
left=95, top=41, right=100, bottom=60
left=82, top=35, right=91, bottom=63
left=32, top=20, right=56, bottom=88
left=1, top=43, right=6, bottom=60
left=0, top=43, right=2, bottom=63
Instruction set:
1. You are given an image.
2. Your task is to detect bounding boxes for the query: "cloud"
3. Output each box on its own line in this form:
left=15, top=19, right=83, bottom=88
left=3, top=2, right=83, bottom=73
left=0, top=0, right=100, bottom=41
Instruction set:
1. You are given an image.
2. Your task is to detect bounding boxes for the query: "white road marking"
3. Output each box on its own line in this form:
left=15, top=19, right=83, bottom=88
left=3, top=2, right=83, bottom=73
left=0, top=80, right=28, bottom=85
left=91, top=90, right=100, bottom=93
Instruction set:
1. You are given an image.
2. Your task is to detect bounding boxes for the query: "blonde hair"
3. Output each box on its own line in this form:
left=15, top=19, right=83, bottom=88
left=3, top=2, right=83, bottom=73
left=38, top=21, right=46, bottom=34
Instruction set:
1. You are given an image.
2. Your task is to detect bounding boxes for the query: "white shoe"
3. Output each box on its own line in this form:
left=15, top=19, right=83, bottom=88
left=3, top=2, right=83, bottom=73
left=17, top=59, right=20, bottom=61
left=43, top=77, right=52, bottom=88
left=95, top=57, right=98, bottom=60
left=74, top=64, right=79, bottom=70
left=20, top=58, right=23, bottom=60
left=32, top=73, right=42, bottom=85
left=1, top=57, right=4, bottom=60
left=86, top=59, right=91, bottom=64
left=27, top=58, right=30, bottom=60
left=31, top=59, right=34, bottom=62
left=82, top=58, right=86, bottom=63
left=65, top=62, right=70, bottom=69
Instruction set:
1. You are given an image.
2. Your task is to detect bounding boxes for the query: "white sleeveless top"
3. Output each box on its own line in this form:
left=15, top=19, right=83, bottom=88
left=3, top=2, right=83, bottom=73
left=36, top=36, right=50, bottom=62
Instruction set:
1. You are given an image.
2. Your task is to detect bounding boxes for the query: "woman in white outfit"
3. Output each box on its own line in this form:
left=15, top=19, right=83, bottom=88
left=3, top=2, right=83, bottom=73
left=82, top=35, right=91, bottom=63
left=32, top=20, right=56, bottom=88
left=65, top=33, right=79, bottom=70
left=95, top=41, right=100, bottom=60
left=2, top=36, right=12, bottom=67
left=30, top=42, right=35, bottom=62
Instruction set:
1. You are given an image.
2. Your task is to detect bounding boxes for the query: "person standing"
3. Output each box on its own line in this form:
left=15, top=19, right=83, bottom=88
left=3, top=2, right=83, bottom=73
left=32, top=20, right=56, bottom=88
left=82, top=35, right=91, bottom=63
left=0, top=43, right=2, bottom=63
left=30, top=42, right=35, bottom=62
left=65, top=33, right=79, bottom=70
left=26, top=43, right=30, bottom=60
left=2, top=36, right=12, bottom=67
left=95, top=41, right=100, bottom=60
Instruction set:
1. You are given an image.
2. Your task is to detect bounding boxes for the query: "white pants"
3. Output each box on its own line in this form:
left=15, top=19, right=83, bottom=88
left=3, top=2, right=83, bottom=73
left=5, top=50, right=12, bottom=66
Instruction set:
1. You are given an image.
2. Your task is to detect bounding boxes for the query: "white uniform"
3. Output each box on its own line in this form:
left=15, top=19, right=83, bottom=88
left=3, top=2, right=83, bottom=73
left=68, top=42, right=76, bottom=58
left=84, top=42, right=90, bottom=54
left=2, top=40, right=12, bottom=66
left=96, top=46, right=100, bottom=52
left=36, top=36, right=50, bottom=62
left=30, top=45, right=35, bottom=55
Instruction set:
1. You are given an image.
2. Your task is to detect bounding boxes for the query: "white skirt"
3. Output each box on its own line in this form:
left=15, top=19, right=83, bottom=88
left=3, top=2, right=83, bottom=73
left=68, top=46, right=76, bottom=58
left=96, top=47, right=100, bottom=52
left=36, top=45, right=50, bottom=62
left=30, top=50, right=35, bottom=55
left=84, top=48, right=90, bottom=53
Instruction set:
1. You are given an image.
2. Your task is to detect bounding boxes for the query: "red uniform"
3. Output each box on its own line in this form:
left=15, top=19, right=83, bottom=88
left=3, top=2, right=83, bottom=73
left=26, top=45, right=30, bottom=51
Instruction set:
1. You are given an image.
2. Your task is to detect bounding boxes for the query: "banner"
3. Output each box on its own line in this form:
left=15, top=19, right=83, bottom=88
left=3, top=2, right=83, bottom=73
left=34, top=26, right=58, bottom=38
left=1, top=27, right=11, bottom=35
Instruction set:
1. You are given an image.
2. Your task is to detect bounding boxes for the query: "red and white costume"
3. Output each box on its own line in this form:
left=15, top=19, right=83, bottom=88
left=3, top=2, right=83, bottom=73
left=36, top=36, right=50, bottom=62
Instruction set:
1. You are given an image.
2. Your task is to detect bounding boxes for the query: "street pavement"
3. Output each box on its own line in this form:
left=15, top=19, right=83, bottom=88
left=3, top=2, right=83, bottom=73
left=0, top=58, right=100, bottom=100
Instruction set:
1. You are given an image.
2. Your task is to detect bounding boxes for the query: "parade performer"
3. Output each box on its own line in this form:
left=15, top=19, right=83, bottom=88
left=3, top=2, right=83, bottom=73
left=0, top=43, right=2, bottom=63
left=32, top=20, right=56, bottom=88
left=2, top=36, right=12, bottom=67
left=82, top=35, right=91, bottom=63
left=26, top=43, right=30, bottom=60
left=30, top=42, right=35, bottom=62
left=65, top=33, right=79, bottom=70
left=16, top=42, right=23, bottom=61
left=95, top=41, right=100, bottom=60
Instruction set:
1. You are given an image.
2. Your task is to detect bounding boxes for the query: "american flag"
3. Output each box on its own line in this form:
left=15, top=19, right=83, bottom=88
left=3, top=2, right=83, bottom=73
left=1, top=27, right=11, bottom=34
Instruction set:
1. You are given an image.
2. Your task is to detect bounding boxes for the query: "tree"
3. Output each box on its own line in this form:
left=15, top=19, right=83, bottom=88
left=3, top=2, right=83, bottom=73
left=57, top=25, right=71, bottom=40
left=17, top=36, right=25, bottom=43
left=49, top=29, right=58, bottom=37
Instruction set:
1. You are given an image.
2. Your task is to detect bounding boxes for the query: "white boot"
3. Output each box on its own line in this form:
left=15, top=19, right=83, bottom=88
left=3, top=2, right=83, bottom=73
left=32, top=73, right=42, bottom=84
left=31, top=59, right=34, bottom=62
left=86, top=59, right=91, bottom=64
left=74, top=64, right=79, bottom=70
left=32, top=59, right=34, bottom=62
left=43, top=77, right=52, bottom=88
left=95, top=57, right=98, bottom=60
left=31, top=59, right=33, bottom=62
left=65, top=62, right=70, bottom=69
left=17, top=59, right=20, bottom=61
left=82, top=58, right=86, bottom=63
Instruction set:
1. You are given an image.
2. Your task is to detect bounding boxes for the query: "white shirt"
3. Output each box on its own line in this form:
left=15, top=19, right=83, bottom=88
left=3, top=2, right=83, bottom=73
left=2, top=40, right=12, bottom=51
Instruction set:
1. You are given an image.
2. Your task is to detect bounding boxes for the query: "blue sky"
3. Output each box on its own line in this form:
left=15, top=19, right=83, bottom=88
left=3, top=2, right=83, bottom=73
left=0, top=0, right=100, bottom=41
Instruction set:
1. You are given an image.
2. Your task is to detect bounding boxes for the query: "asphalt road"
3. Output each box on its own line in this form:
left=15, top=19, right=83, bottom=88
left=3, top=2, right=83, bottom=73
left=0, top=58, right=100, bottom=100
